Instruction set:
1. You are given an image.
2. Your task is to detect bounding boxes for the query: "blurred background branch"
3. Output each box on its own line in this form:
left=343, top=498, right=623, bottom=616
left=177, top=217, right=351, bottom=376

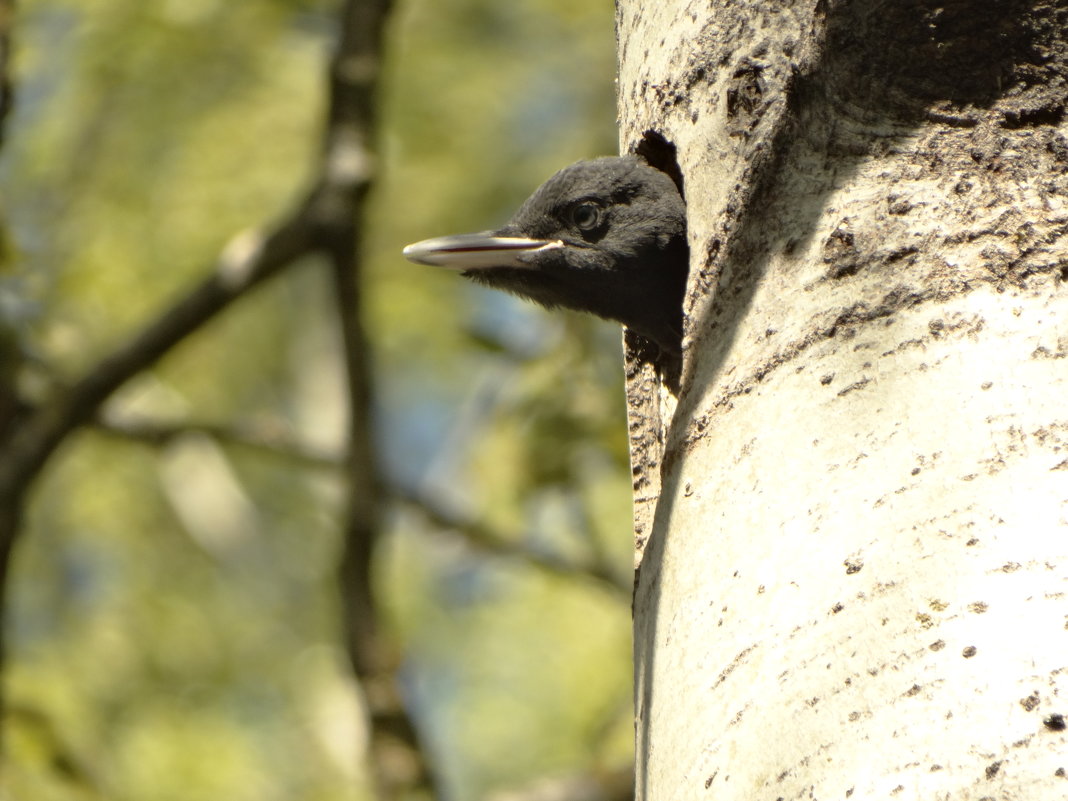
left=92, top=414, right=629, bottom=595
left=0, top=0, right=12, bottom=147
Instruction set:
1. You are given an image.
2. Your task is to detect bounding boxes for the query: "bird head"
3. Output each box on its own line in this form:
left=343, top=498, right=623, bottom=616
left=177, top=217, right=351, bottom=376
left=403, top=157, right=688, bottom=354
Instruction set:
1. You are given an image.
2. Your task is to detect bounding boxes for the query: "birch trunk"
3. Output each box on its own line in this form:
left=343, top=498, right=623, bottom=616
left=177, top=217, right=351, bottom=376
left=617, top=2, right=1068, bottom=798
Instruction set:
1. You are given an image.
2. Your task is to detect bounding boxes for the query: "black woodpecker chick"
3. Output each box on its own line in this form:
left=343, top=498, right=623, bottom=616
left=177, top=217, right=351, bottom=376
left=403, top=157, right=688, bottom=354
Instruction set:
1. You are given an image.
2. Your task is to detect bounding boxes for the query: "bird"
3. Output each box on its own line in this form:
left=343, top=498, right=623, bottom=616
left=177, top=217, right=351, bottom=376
left=403, top=156, right=689, bottom=356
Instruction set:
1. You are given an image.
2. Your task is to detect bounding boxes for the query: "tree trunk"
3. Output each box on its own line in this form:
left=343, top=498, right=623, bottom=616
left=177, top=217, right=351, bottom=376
left=618, top=1, right=1068, bottom=798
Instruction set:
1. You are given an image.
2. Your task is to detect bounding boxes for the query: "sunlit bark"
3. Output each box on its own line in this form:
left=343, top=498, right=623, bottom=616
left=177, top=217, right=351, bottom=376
left=619, top=2, right=1068, bottom=798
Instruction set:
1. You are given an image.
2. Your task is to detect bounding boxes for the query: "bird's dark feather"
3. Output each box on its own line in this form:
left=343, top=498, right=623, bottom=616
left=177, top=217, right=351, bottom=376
left=408, top=156, right=689, bottom=354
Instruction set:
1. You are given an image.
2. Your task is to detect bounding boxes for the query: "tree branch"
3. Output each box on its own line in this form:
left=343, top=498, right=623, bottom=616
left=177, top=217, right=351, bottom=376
left=313, top=1, right=440, bottom=798
left=394, top=486, right=631, bottom=597
left=0, top=0, right=14, bottom=148
left=90, top=414, right=345, bottom=471
left=91, top=414, right=630, bottom=596
left=0, top=214, right=318, bottom=504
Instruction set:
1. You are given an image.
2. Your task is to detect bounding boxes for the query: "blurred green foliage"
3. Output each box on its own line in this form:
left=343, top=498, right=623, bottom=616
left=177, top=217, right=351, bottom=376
left=1, top=0, right=630, bottom=798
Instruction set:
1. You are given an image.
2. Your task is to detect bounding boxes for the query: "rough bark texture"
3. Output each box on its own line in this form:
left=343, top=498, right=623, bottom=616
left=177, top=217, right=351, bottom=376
left=618, top=1, right=1068, bottom=798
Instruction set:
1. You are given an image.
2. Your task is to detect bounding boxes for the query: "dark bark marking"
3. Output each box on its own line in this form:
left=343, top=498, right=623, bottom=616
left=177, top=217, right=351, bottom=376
left=824, top=0, right=1068, bottom=126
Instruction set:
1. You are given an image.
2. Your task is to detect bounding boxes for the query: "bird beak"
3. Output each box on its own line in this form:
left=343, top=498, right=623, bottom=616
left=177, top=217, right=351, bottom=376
left=402, top=232, right=563, bottom=270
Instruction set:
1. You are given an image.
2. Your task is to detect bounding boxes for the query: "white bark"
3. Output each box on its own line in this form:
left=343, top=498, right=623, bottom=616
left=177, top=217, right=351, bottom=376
left=618, top=1, right=1068, bottom=798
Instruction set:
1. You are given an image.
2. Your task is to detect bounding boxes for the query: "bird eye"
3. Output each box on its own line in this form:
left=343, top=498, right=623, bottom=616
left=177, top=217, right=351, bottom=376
left=569, top=201, right=602, bottom=231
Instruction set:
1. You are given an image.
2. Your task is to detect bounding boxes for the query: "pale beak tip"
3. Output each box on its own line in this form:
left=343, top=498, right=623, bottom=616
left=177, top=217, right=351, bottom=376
left=401, top=242, right=427, bottom=264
